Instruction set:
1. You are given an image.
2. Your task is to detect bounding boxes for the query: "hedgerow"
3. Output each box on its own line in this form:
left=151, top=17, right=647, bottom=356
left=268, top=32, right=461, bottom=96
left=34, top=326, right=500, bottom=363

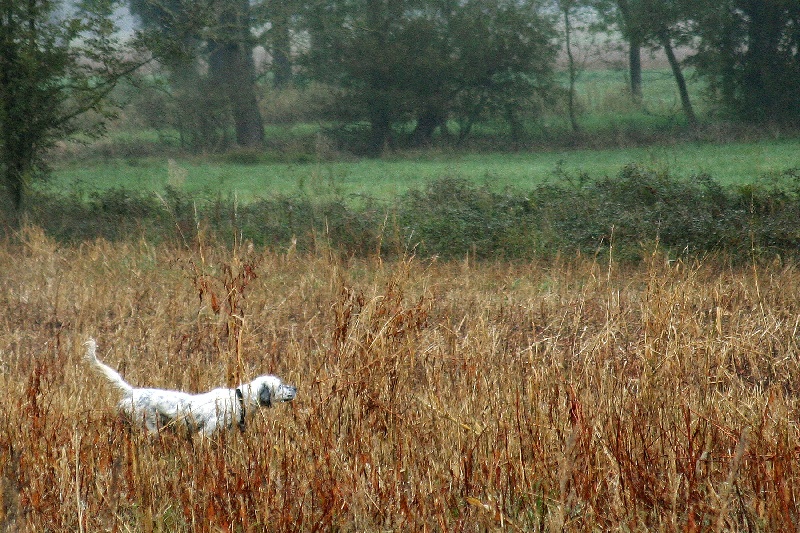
left=12, top=165, right=800, bottom=261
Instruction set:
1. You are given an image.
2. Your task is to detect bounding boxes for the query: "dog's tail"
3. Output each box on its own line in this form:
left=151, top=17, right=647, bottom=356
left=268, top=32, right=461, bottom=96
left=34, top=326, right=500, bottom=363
left=84, top=338, right=133, bottom=394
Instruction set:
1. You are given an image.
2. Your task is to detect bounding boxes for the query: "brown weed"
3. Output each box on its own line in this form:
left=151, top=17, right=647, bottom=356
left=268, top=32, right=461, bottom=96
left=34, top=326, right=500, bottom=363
left=0, top=230, right=798, bottom=530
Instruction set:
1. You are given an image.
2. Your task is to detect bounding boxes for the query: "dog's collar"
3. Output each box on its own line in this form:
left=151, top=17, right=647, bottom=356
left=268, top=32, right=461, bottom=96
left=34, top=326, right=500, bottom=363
left=235, top=388, right=246, bottom=432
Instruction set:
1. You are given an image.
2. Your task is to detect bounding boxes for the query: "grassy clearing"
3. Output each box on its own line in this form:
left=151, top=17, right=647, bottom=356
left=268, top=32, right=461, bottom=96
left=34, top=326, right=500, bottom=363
left=47, top=137, right=800, bottom=202
left=543, top=66, right=707, bottom=138
left=1, top=231, right=799, bottom=530
left=565, top=67, right=706, bottom=115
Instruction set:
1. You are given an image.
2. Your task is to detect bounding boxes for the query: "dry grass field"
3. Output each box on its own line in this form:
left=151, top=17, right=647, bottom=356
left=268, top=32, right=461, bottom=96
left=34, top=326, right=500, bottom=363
left=1, top=227, right=799, bottom=531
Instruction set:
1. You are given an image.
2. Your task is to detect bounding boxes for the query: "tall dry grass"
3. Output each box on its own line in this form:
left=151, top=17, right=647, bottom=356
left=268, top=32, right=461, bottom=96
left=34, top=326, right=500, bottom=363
left=0, top=228, right=798, bottom=531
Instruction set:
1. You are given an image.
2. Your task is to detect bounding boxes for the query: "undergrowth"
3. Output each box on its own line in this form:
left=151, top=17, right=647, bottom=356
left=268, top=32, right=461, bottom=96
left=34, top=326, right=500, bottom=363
left=1, top=232, right=799, bottom=530
left=8, top=165, right=800, bottom=262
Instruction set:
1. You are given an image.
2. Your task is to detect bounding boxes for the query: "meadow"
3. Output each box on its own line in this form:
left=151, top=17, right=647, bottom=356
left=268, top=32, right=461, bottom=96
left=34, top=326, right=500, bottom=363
left=3, top=62, right=800, bottom=530
left=1, top=229, right=799, bottom=530
left=48, top=137, right=800, bottom=203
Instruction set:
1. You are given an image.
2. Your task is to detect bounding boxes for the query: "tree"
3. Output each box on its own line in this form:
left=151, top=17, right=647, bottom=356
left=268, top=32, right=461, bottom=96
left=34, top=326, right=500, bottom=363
left=0, top=0, right=142, bottom=213
left=558, top=0, right=584, bottom=133
left=207, top=0, right=264, bottom=147
left=264, top=0, right=295, bottom=88
left=591, top=0, right=644, bottom=101
left=130, top=0, right=265, bottom=150
left=691, top=0, right=800, bottom=124
left=590, top=0, right=697, bottom=127
left=303, top=0, right=557, bottom=154
left=657, top=18, right=697, bottom=128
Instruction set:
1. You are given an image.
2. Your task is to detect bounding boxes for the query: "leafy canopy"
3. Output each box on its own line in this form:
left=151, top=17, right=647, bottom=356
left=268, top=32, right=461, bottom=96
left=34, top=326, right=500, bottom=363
left=0, top=0, right=144, bottom=212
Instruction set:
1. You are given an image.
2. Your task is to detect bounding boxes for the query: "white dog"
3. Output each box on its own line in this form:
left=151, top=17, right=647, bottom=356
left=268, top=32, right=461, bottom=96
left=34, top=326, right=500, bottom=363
left=85, top=338, right=296, bottom=436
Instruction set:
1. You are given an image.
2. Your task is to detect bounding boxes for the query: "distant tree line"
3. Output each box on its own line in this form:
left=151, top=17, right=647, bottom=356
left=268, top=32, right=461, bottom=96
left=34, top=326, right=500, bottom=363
left=1, top=0, right=799, bottom=211
left=590, top=0, right=800, bottom=128
left=128, top=0, right=800, bottom=154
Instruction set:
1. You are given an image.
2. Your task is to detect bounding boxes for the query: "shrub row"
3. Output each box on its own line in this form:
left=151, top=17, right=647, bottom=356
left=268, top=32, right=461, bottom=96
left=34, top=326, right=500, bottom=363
left=14, top=165, right=800, bottom=261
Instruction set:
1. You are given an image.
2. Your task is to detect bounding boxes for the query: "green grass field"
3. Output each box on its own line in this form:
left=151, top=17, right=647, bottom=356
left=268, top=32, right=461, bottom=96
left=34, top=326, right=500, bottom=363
left=569, top=67, right=706, bottom=112
left=49, top=137, right=800, bottom=202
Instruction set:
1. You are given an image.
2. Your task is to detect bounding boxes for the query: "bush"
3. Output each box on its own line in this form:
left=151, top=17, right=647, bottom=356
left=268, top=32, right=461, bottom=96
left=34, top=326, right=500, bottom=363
left=12, top=167, right=800, bottom=261
left=260, top=84, right=335, bottom=125
left=397, top=177, right=537, bottom=259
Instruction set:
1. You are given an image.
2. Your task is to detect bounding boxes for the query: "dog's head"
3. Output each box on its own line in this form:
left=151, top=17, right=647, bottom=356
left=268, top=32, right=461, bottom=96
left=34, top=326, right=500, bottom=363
left=245, top=375, right=297, bottom=407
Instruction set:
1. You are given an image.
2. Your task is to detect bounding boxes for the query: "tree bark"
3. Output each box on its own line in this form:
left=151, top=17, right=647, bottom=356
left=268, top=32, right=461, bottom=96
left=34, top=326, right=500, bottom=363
left=615, top=0, right=641, bottom=103
left=365, top=0, right=390, bottom=154
left=629, top=39, right=642, bottom=102
left=208, top=0, right=265, bottom=148
left=413, top=107, right=442, bottom=147
left=270, top=1, right=292, bottom=89
left=563, top=4, right=580, bottom=133
left=659, top=30, right=697, bottom=129
left=505, top=105, right=524, bottom=148
left=741, top=1, right=784, bottom=121
left=368, top=106, right=391, bottom=155
left=1, top=6, right=37, bottom=213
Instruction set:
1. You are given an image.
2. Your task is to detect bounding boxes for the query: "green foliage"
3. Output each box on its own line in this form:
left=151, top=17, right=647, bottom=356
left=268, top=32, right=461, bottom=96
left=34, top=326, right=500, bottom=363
left=303, top=0, right=558, bottom=154
left=13, top=166, right=800, bottom=262
left=260, top=84, right=335, bottom=125
left=111, top=62, right=715, bottom=160
left=0, top=0, right=139, bottom=212
left=398, top=177, right=537, bottom=258
left=690, top=0, right=800, bottom=124
left=130, top=0, right=266, bottom=150
left=23, top=187, right=170, bottom=243
left=593, top=0, right=800, bottom=125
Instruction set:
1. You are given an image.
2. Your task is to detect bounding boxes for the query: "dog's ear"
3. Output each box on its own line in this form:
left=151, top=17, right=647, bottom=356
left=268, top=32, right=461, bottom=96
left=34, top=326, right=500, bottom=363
left=258, top=383, right=272, bottom=407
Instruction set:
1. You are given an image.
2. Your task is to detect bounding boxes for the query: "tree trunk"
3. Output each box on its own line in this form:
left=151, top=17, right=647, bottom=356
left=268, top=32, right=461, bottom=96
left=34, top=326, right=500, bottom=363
left=563, top=5, right=580, bottom=134
left=413, top=107, right=442, bottom=147
left=741, top=1, right=784, bottom=121
left=659, top=30, right=697, bottom=129
left=616, top=0, right=641, bottom=103
left=270, top=2, right=292, bottom=89
left=365, top=0, right=390, bottom=155
left=368, top=106, right=391, bottom=155
left=209, top=0, right=265, bottom=148
left=230, top=72, right=266, bottom=148
left=505, top=105, right=524, bottom=148
left=457, top=96, right=486, bottom=146
left=629, top=39, right=642, bottom=102
left=0, top=33, right=31, bottom=213
left=2, top=163, right=26, bottom=213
